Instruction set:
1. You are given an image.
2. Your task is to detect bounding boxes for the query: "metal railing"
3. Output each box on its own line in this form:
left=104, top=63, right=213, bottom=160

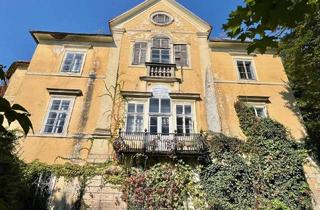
left=116, top=129, right=207, bottom=155
left=145, top=62, right=176, bottom=78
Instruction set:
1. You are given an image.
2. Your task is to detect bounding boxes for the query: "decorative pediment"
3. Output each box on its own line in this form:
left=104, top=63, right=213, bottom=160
left=109, top=0, right=211, bottom=36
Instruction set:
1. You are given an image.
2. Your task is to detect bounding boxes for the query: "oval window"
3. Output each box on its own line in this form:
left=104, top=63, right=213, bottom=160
left=151, top=13, right=173, bottom=25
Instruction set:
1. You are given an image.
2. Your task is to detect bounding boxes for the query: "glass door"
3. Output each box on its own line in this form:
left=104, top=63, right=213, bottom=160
left=149, top=116, right=170, bottom=134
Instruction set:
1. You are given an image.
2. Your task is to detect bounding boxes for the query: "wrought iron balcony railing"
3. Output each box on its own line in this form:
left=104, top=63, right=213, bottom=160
left=114, top=130, right=207, bottom=156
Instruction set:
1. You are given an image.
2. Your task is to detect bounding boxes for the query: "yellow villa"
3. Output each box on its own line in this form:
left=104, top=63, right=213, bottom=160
left=4, top=0, right=319, bottom=209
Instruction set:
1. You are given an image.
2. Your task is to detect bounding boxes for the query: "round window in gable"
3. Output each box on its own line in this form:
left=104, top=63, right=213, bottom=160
left=151, top=12, right=173, bottom=26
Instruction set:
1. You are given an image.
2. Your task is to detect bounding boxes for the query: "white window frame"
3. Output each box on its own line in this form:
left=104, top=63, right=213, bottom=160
left=124, top=99, right=148, bottom=132
left=233, top=58, right=258, bottom=81
left=250, top=103, right=268, bottom=118
left=125, top=101, right=146, bottom=133
left=172, top=100, right=197, bottom=133
left=148, top=97, right=173, bottom=133
left=41, top=96, right=75, bottom=136
left=59, top=50, right=87, bottom=75
left=150, top=12, right=174, bottom=26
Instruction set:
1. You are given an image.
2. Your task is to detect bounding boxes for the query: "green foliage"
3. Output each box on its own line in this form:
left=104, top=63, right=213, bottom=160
left=200, top=102, right=312, bottom=210
left=280, top=11, right=320, bottom=162
left=24, top=160, right=125, bottom=185
left=121, top=162, right=207, bottom=210
left=223, top=0, right=319, bottom=53
left=0, top=131, right=29, bottom=210
left=0, top=65, right=33, bottom=135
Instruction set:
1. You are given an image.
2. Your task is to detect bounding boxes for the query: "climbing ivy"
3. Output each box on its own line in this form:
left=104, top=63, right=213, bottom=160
left=121, top=162, right=207, bottom=210
left=23, top=160, right=125, bottom=185
left=200, top=102, right=312, bottom=210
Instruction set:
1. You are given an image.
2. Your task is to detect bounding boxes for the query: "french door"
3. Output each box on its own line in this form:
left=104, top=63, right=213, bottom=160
left=149, top=116, right=170, bottom=134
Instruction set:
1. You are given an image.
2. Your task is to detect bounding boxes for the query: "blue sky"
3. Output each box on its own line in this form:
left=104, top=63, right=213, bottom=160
left=0, top=0, right=242, bottom=67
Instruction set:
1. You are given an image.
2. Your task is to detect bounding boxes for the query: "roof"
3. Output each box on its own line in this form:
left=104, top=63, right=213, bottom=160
left=30, top=30, right=113, bottom=44
left=7, top=61, right=30, bottom=79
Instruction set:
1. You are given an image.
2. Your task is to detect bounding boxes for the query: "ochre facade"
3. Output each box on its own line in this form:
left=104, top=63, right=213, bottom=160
left=5, top=0, right=318, bottom=209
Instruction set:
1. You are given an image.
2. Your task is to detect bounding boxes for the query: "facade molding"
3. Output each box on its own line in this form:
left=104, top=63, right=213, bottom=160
left=213, top=80, right=287, bottom=86
left=121, top=91, right=153, bottom=98
left=47, top=88, right=83, bottom=96
left=169, top=92, right=201, bottom=100
left=25, top=72, right=106, bottom=79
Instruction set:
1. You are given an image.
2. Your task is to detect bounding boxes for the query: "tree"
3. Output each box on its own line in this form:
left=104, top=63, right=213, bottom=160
left=223, top=0, right=320, bottom=160
left=0, top=64, right=33, bottom=209
left=223, top=0, right=319, bottom=53
left=280, top=11, right=320, bottom=161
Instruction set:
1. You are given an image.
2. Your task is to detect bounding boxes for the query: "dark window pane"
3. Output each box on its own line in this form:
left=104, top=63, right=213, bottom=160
left=176, top=105, right=183, bottom=114
left=44, top=125, right=53, bottom=133
left=150, top=117, right=158, bottom=134
left=126, top=115, right=134, bottom=132
left=161, top=117, right=169, bottom=134
left=128, top=104, right=135, bottom=113
left=137, top=104, right=144, bottom=113
left=51, top=100, right=61, bottom=110
left=61, top=101, right=70, bottom=110
left=149, top=98, right=159, bottom=113
left=237, top=61, right=247, bottom=79
left=161, top=99, right=170, bottom=113
left=184, top=105, right=191, bottom=115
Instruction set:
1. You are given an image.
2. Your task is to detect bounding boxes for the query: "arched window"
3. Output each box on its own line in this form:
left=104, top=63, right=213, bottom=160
left=151, top=36, right=170, bottom=64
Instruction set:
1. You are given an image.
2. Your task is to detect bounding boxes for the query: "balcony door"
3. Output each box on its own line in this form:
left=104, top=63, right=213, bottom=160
left=148, top=97, right=171, bottom=134
left=149, top=116, right=170, bottom=134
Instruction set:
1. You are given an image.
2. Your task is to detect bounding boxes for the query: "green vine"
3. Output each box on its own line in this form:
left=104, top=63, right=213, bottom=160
left=23, top=160, right=125, bottom=185
left=200, top=101, right=312, bottom=210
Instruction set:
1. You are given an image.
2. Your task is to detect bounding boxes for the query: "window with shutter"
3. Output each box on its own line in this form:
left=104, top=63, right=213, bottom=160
left=132, top=42, right=147, bottom=65
left=174, top=44, right=188, bottom=67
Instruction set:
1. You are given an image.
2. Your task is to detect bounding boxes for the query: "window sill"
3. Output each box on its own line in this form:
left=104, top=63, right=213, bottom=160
left=140, top=76, right=181, bottom=83
left=128, top=65, right=146, bottom=68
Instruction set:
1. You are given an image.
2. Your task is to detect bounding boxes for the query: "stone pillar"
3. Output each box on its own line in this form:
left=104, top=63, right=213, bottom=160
left=197, top=32, right=221, bottom=132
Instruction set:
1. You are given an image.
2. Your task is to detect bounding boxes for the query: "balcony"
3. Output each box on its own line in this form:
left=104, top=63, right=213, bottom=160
left=114, top=130, right=208, bottom=157
left=140, top=62, right=181, bottom=83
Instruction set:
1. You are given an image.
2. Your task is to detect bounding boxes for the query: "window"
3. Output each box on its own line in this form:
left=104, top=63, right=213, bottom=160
left=43, top=97, right=74, bottom=134
left=126, top=103, right=144, bottom=132
left=252, top=104, right=267, bottom=118
left=149, top=98, right=171, bottom=114
left=176, top=105, right=193, bottom=135
left=149, top=98, right=171, bottom=134
left=236, top=60, right=255, bottom=80
left=132, top=42, right=147, bottom=65
left=174, top=44, right=188, bottom=67
left=151, top=37, right=170, bottom=64
left=151, top=13, right=172, bottom=25
left=61, top=52, right=85, bottom=73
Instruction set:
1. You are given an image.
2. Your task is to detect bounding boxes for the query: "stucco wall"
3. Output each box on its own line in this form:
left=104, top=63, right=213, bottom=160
left=5, top=42, right=115, bottom=164
left=210, top=50, right=306, bottom=139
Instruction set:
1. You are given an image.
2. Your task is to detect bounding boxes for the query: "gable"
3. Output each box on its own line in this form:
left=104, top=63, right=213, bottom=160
left=109, top=0, right=212, bottom=35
